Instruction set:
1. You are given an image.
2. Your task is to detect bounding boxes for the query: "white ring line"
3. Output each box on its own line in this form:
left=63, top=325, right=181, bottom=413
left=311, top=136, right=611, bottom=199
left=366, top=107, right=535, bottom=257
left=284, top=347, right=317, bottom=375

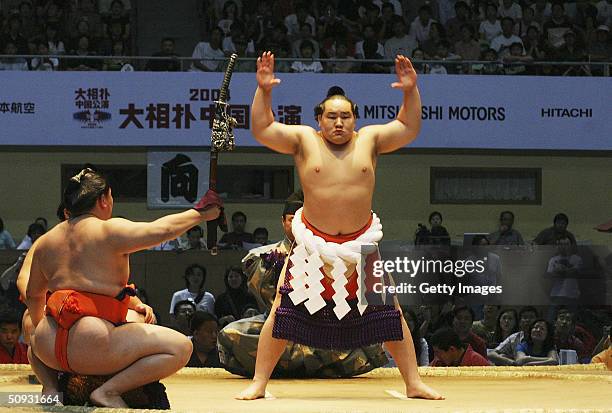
left=385, top=389, right=410, bottom=400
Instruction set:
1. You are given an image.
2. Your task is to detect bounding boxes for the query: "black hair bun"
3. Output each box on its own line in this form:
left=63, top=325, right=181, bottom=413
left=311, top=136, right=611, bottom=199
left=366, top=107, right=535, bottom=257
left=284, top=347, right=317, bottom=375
left=327, top=86, right=345, bottom=97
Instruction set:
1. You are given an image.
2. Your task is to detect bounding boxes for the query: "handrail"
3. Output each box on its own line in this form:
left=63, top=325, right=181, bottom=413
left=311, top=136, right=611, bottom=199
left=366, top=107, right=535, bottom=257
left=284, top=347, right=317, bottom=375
left=0, top=54, right=610, bottom=75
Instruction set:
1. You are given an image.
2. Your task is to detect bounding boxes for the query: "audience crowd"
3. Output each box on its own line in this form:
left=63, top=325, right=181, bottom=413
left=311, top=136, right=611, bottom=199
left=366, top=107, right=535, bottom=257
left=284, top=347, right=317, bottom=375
left=0, top=0, right=133, bottom=70
left=0, top=0, right=610, bottom=74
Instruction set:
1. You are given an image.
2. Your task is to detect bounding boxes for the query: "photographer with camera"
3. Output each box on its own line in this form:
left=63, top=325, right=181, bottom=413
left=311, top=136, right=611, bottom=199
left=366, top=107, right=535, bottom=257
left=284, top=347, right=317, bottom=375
left=414, top=211, right=451, bottom=246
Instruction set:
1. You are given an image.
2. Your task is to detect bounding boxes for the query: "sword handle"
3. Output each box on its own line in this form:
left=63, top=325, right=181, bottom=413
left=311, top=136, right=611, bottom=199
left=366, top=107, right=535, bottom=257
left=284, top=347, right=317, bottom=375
left=219, top=53, right=238, bottom=103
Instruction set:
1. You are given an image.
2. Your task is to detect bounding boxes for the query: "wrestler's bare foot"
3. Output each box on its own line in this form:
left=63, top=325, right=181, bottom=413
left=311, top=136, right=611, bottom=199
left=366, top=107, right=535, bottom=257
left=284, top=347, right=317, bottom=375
left=41, top=385, right=63, bottom=405
left=38, top=386, right=63, bottom=406
left=406, top=381, right=444, bottom=400
left=90, top=387, right=128, bottom=408
left=41, top=385, right=59, bottom=395
left=235, top=379, right=267, bottom=400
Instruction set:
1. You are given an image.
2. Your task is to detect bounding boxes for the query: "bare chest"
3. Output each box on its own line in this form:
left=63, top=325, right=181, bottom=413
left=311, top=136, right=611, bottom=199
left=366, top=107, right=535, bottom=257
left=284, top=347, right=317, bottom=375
left=298, top=134, right=375, bottom=185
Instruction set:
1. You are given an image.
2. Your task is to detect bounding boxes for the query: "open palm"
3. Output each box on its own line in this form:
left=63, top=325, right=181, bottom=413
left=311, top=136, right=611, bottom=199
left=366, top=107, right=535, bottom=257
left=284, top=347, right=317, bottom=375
left=256, top=51, right=281, bottom=91
left=391, top=55, right=417, bottom=91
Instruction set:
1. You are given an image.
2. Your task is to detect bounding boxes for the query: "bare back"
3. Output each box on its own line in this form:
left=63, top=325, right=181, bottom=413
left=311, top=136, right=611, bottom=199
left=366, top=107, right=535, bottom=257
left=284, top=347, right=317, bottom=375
left=35, top=216, right=129, bottom=296
left=296, top=129, right=377, bottom=235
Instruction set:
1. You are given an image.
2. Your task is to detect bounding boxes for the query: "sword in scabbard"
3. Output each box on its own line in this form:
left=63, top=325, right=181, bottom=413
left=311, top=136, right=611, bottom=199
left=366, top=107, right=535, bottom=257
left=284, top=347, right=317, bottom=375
left=207, top=53, right=238, bottom=254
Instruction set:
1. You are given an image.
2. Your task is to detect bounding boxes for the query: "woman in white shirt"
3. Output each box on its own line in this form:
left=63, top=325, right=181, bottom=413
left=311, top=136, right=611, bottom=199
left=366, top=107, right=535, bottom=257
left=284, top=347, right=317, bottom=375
left=45, top=24, right=66, bottom=55
left=480, top=3, right=503, bottom=43
left=290, top=40, right=323, bottom=73
left=169, top=264, right=215, bottom=316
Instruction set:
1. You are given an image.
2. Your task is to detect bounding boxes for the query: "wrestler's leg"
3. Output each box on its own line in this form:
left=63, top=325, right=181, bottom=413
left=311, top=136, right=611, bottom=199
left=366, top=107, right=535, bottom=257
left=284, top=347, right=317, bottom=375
left=22, top=309, right=34, bottom=345
left=384, top=303, right=444, bottom=400
left=34, top=317, right=192, bottom=408
left=235, top=274, right=288, bottom=400
left=26, top=310, right=143, bottom=396
left=27, top=335, right=59, bottom=396
left=86, top=322, right=191, bottom=407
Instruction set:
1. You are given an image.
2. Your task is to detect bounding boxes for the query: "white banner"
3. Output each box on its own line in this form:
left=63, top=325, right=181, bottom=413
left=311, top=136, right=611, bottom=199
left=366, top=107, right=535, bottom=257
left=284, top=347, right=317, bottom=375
left=147, top=151, right=210, bottom=209
left=0, top=72, right=610, bottom=150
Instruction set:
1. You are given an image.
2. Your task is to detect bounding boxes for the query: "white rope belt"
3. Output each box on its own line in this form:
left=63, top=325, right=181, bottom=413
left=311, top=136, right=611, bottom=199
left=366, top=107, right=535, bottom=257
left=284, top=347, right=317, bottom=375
left=288, top=207, right=383, bottom=320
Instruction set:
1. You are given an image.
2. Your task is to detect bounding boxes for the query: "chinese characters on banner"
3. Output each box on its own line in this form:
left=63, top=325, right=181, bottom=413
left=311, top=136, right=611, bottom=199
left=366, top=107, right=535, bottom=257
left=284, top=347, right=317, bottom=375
left=73, top=87, right=112, bottom=129
left=147, top=151, right=211, bottom=208
left=0, top=102, right=35, bottom=114
left=120, top=102, right=302, bottom=130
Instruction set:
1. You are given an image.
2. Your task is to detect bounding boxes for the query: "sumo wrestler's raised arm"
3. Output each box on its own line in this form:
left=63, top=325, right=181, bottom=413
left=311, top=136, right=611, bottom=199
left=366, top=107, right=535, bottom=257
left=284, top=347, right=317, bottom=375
left=102, top=206, right=220, bottom=255
left=251, top=51, right=312, bottom=155
left=361, top=55, right=422, bottom=154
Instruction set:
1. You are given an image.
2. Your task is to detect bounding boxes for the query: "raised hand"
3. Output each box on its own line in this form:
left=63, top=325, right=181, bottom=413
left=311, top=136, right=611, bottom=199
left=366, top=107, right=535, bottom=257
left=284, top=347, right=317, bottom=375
left=391, top=55, right=418, bottom=91
left=256, top=51, right=281, bottom=92
left=193, top=189, right=222, bottom=222
left=194, top=189, right=223, bottom=211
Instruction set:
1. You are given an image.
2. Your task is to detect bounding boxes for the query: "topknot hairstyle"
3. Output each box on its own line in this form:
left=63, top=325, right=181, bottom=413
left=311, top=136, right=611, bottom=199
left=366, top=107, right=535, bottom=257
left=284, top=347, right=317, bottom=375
left=313, top=86, right=359, bottom=120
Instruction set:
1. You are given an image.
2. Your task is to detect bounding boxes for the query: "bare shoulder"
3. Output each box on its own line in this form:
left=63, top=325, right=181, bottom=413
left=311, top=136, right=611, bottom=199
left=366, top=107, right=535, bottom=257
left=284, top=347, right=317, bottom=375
left=357, top=125, right=380, bottom=139
left=29, top=233, right=51, bottom=277
left=296, top=124, right=318, bottom=137
left=101, top=217, right=133, bottom=233
left=299, top=125, right=320, bottom=138
left=297, top=126, right=322, bottom=147
left=105, top=217, right=132, bottom=226
left=356, top=126, right=379, bottom=145
left=31, top=230, right=54, bottom=255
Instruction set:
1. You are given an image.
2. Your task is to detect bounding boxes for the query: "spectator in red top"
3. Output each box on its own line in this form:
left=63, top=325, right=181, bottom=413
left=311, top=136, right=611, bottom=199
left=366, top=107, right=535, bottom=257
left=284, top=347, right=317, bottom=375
left=574, top=323, right=597, bottom=358
left=554, top=308, right=592, bottom=363
left=0, top=310, right=29, bottom=364
left=452, top=306, right=488, bottom=358
left=430, top=328, right=491, bottom=366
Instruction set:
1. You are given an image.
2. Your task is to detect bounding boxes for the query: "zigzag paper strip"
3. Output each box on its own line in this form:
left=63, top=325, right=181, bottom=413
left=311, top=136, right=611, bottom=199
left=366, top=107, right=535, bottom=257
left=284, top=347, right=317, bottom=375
left=289, top=208, right=383, bottom=320
left=356, top=254, right=368, bottom=315
left=302, top=252, right=326, bottom=314
left=288, top=243, right=309, bottom=305
left=331, top=257, right=351, bottom=319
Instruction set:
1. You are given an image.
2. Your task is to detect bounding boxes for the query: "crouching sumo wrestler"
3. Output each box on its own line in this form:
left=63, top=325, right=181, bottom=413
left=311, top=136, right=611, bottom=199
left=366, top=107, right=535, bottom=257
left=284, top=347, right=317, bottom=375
left=26, top=168, right=222, bottom=408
